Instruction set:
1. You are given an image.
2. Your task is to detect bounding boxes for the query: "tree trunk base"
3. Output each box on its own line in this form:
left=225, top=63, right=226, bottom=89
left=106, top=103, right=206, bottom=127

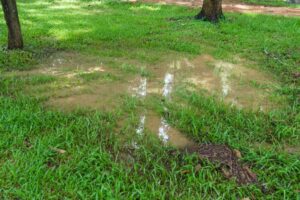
left=195, top=0, right=224, bottom=23
left=195, top=11, right=224, bottom=23
left=1, top=0, right=24, bottom=49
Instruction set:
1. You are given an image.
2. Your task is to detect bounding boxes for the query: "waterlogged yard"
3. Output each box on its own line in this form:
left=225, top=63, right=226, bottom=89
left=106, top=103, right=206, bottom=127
left=0, top=0, right=299, bottom=199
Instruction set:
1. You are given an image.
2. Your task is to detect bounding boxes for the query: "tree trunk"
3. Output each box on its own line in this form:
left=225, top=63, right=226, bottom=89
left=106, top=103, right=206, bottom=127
left=1, top=0, right=23, bottom=49
left=195, top=0, right=223, bottom=23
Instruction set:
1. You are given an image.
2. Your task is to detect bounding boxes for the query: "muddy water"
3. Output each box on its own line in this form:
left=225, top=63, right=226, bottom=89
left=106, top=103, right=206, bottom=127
left=145, top=112, right=195, bottom=148
left=38, top=52, right=279, bottom=148
left=141, top=54, right=276, bottom=110
left=162, top=55, right=277, bottom=111
left=46, top=82, right=130, bottom=111
left=132, top=62, right=194, bottom=148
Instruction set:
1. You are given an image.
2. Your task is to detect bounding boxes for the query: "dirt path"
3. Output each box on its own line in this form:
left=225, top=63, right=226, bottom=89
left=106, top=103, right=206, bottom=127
left=142, top=0, right=300, bottom=17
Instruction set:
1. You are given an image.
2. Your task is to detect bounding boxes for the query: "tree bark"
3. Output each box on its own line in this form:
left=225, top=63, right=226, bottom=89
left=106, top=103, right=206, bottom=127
left=195, top=0, right=224, bottom=23
left=1, top=0, right=23, bottom=49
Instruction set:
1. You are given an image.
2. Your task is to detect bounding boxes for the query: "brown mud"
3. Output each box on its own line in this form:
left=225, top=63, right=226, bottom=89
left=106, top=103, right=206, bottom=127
left=23, top=52, right=280, bottom=112
left=46, top=81, right=134, bottom=111
left=152, top=54, right=279, bottom=111
left=144, top=111, right=196, bottom=148
left=17, top=52, right=281, bottom=185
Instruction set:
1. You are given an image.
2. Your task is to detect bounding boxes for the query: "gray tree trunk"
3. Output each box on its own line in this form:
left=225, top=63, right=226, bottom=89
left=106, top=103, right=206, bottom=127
left=1, top=0, right=23, bottom=49
left=196, top=0, right=223, bottom=23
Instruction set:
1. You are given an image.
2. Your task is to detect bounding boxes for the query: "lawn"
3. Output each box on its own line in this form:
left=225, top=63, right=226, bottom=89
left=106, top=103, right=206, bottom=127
left=0, top=0, right=299, bottom=199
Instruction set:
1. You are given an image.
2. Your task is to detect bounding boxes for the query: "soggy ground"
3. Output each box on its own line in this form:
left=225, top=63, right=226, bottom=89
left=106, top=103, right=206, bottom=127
left=16, top=52, right=284, bottom=149
left=19, top=52, right=279, bottom=184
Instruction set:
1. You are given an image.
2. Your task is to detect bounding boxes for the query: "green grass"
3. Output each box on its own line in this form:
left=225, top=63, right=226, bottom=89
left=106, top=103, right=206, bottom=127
left=0, top=0, right=299, bottom=199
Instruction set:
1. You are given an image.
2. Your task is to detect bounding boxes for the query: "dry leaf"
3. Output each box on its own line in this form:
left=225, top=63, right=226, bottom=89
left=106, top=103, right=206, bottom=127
left=51, top=147, right=66, bottom=154
left=181, top=170, right=190, bottom=175
left=221, top=167, right=232, bottom=178
left=243, top=166, right=257, bottom=180
left=233, top=149, right=242, bottom=159
left=195, top=164, right=201, bottom=173
left=241, top=198, right=250, bottom=200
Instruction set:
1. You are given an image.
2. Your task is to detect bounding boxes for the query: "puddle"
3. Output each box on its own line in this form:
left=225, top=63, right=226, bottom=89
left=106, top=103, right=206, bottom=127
left=154, top=54, right=279, bottom=111
left=46, top=81, right=131, bottom=111
left=132, top=68, right=193, bottom=148
left=214, top=61, right=233, bottom=97
left=145, top=112, right=195, bottom=148
left=131, top=77, right=147, bottom=98
left=162, top=73, right=174, bottom=98
left=136, top=114, right=146, bottom=135
left=24, top=52, right=281, bottom=149
left=158, top=118, right=169, bottom=143
left=27, top=52, right=112, bottom=79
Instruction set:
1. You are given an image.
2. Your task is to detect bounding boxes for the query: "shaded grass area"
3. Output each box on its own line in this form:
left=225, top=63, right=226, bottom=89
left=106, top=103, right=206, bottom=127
left=0, top=0, right=299, bottom=199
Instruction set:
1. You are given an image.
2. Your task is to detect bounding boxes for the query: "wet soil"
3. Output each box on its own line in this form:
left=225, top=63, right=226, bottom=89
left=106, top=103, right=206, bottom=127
left=145, top=111, right=196, bottom=148
left=30, top=52, right=113, bottom=78
left=46, top=85, right=125, bottom=111
left=153, top=54, right=279, bottom=111
left=22, top=52, right=281, bottom=147
left=18, top=51, right=276, bottom=185
left=36, top=52, right=279, bottom=112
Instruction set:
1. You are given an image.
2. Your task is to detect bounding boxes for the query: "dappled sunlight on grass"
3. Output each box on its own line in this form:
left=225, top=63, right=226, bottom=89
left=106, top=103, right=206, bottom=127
left=130, top=4, right=161, bottom=11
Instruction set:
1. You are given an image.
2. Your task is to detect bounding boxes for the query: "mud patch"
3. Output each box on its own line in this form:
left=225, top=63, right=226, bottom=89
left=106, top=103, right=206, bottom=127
left=153, top=54, right=279, bottom=111
left=131, top=71, right=193, bottom=149
left=33, top=52, right=111, bottom=79
left=185, top=144, right=258, bottom=185
left=145, top=112, right=195, bottom=148
left=46, top=82, right=131, bottom=111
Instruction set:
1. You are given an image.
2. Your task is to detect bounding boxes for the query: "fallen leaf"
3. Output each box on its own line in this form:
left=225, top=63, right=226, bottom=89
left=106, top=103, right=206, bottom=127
left=181, top=170, right=190, bottom=175
left=24, top=138, right=32, bottom=149
left=233, top=149, right=242, bottom=159
left=292, top=72, right=300, bottom=79
left=51, top=147, right=66, bottom=154
left=195, top=164, right=201, bottom=173
left=243, top=166, right=257, bottom=180
left=221, top=167, right=232, bottom=178
left=241, top=198, right=250, bottom=200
